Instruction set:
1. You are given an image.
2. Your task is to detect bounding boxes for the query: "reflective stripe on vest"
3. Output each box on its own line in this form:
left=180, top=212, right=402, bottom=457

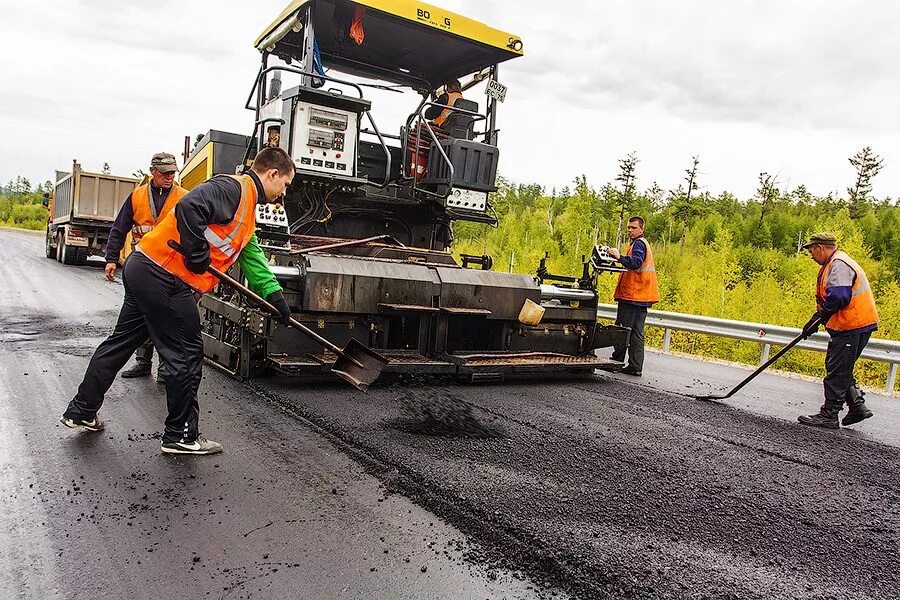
left=613, top=238, right=660, bottom=304
left=816, top=250, right=878, bottom=331
left=433, top=91, right=463, bottom=127
left=130, top=184, right=187, bottom=247
left=136, top=175, right=257, bottom=293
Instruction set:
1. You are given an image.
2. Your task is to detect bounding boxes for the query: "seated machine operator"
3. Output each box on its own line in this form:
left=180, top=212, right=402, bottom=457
left=424, top=79, right=463, bottom=130
left=408, top=80, right=464, bottom=181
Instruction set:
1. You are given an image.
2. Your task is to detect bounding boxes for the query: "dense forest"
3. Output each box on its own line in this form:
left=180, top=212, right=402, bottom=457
left=454, top=147, right=899, bottom=389
left=0, top=176, right=52, bottom=230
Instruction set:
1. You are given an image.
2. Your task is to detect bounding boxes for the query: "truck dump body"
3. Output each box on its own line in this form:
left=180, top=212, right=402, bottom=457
left=52, top=162, right=136, bottom=225
left=45, top=161, right=138, bottom=266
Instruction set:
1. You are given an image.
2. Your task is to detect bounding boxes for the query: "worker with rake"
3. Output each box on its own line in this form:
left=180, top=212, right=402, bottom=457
left=798, top=233, right=877, bottom=429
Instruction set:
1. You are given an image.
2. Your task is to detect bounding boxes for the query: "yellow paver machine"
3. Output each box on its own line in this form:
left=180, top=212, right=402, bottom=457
left=182, top=0, right=628, bottom=382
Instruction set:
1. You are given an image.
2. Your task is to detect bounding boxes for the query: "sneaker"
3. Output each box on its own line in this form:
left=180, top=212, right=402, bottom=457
left=160, top=436, right=223, bottom=455
left=121, top=361, right=152, bottom=378
left=620, top=366, right=642, bottom=376
left=60, top=415, right=105, bottom=432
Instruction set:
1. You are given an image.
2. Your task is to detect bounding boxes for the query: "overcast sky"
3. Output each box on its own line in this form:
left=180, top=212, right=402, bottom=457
left=2, top=0, right=897, bottom=199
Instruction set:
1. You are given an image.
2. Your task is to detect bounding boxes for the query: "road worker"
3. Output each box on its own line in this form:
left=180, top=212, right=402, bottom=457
left=607, top=215, right=660, bottom=376
left=107, top=153, right=188, bottom=383
left=61, top=147, right=295, bottom=455
left=425, top=79, right=464, bottom=129
left=798, top=233, right=877, bottom=429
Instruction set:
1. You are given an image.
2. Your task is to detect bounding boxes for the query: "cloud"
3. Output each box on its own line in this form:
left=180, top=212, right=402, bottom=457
left=488, top=0, right=900, bottom=133
left=1, top=0, right=898, bottom=199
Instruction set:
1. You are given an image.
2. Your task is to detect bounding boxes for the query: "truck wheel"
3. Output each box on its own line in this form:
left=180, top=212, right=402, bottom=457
left=58, top=233, right=78, bottom=266
left=75, top=248, right=89, bottom=266
left=45, top=228, right=55, bottom=258
left=55, top=232, right=64, bottom=263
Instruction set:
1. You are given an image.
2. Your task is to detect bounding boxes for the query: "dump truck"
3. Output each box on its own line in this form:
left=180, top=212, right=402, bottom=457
left=181, top=0, right=629, bottom=383
left=44, top=161, right=138, bottom=265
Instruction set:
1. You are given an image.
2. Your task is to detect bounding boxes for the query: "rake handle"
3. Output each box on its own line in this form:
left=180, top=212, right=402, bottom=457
left=701, top=316, right=821, bottom=400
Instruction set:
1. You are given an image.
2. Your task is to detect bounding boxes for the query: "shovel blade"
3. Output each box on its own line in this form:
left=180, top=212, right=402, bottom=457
left=693, top=394, right=725, bottom=401
left=331, top=338, right=389, bottom=392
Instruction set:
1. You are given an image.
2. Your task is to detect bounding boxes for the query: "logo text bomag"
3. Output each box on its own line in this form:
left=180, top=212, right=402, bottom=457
left=417, top=8, right=451, bottom=29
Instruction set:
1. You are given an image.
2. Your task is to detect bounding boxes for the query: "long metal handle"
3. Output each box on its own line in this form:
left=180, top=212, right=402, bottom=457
left=167, top=240, right=361, bottom=366
left=711, top=317, right=821, bottom=400
left=214, top=265, right=345, bottom=353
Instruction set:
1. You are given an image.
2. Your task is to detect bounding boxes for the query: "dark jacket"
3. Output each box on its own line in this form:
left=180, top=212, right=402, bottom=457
left=175, top=171, right=281, bottom=298
left=106, top=184, right=171, bottom=263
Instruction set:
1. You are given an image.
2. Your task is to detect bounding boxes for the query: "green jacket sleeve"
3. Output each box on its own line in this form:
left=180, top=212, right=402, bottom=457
left=237, top=234, right=283, bottom=298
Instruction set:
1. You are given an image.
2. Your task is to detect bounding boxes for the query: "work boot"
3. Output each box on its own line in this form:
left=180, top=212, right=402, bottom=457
left=121, top=360, right=152, bottom=378
left=160, top=436, right=223, bottom=456
left=843, top=386, right=873, bottom=426
left=797, top=404, right=841, bottom=429
left=156, top=363, right=167, bottom=385
left=621, top=366, right=642, bottom=377
left=843, top=404, right=873, bottom=426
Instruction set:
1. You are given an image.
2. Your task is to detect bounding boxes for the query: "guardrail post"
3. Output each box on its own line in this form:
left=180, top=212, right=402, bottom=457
left=887, top=363, right=898, bottom=395
left=662, top=328, right=672, bottom=353
left=759, top=343, right=771, bottom=366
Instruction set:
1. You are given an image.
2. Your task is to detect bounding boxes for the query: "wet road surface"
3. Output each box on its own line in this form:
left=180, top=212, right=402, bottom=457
left=2, top=227, right=899, bottom=599
left=0, top=229, right=550, bottom=600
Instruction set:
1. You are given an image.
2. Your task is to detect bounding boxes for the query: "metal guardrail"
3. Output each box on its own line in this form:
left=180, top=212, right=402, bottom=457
left=597, top=304, right=900, bottom=393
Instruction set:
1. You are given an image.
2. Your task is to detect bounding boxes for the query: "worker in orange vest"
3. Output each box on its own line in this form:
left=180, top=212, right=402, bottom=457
left=425, top=79, right=464, bottom=129
left=61, top=147, right=296, bottom=455
left=607, top=216, right=660, bottom=376
left=798, top=233, right=878, bottom=429
left=108, top=153, right=188, bottom=383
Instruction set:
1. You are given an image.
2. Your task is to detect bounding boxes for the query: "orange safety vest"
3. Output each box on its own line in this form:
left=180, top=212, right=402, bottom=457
left=137, top=175, right=257, bottom=293
left=130, top=184, right=187, bottom=248
left=433, top=91, right=463, bottom=127
left=816, top=250, right=878, bottom=332
left=614, top=237, right=660, bottom=304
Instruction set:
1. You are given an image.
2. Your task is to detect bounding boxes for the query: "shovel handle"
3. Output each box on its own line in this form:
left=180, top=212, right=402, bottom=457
left=166, top=240, right=364, bottom=368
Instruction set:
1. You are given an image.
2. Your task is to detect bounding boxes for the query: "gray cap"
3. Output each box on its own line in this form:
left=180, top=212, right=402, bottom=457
left=150, top=152, right=178, bottom=174
left=802, top=232, right=837, bottom=249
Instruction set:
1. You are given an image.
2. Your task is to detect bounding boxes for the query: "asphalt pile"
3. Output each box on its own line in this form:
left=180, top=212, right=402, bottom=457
left=394, top=387, right=504, bottom=438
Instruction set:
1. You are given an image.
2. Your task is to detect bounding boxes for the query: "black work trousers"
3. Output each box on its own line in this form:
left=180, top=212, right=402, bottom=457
left=134, top=339, right=155, bottom=364
left=823, top=331, right=871, bottom=408
left=611, top=301, right=648, bottom=372
left=63, top=252, right=204, bottom=443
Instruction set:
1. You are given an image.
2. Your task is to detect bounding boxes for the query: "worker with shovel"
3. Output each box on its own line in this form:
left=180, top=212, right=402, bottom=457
left=61, top=147, right=296, bottom=455
left=797, top=233, right=878, bottom=429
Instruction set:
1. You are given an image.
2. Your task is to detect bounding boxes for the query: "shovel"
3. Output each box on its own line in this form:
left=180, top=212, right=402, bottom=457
left=167, top=240, right=388, bottom=391
left=692, top=316, right=820, bottom=401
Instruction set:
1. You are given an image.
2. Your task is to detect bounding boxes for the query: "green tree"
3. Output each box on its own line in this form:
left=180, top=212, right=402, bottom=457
left=847, top=146, right=884, bottom=219
left=614, top=152, right=638, bottom=245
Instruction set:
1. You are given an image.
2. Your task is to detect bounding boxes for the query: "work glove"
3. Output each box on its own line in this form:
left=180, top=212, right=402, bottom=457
left=184, top=254, right=211, bottom=275
left=801, top=313, right=821, bottom=339
left=267, top=291, right=292, bottom=325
